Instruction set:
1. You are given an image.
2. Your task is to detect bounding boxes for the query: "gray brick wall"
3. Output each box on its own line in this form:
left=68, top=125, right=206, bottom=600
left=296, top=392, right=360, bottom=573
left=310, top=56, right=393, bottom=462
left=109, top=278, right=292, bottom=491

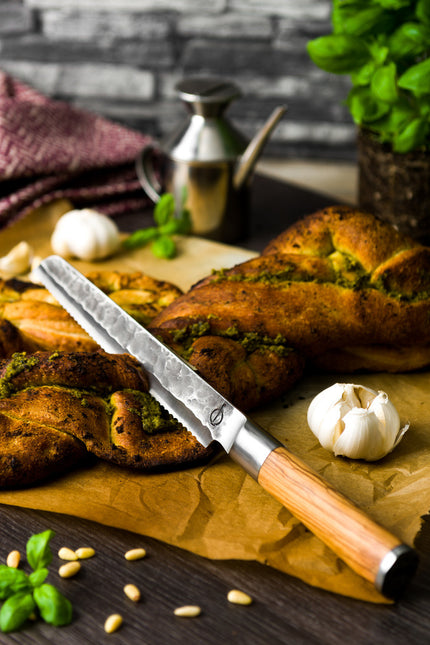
left=0, top=0, right=356, bottom=160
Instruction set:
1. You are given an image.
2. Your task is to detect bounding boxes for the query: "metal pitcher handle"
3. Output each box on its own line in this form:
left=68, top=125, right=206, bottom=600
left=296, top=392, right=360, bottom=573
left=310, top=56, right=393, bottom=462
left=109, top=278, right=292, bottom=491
left=135, top=143, right=162, bottom=203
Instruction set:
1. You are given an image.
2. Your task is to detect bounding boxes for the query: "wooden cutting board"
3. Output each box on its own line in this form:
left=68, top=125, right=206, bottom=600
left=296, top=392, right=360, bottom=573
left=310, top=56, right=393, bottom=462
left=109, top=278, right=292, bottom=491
left=0, top=199, right=257, bottom=291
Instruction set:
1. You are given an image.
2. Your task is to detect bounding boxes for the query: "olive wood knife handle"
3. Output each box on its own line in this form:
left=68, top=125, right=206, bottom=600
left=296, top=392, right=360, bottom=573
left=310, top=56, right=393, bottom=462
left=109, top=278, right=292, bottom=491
left=230, top=421, right=418, bottom=599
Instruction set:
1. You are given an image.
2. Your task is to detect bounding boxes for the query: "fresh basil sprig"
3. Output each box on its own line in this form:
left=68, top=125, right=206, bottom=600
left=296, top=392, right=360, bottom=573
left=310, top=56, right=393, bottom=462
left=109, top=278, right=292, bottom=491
left=123, top=192, right=192, bottom=259
left=307, top=0, right=430, bottom=153
left=0, top=530, right=72, bottom=633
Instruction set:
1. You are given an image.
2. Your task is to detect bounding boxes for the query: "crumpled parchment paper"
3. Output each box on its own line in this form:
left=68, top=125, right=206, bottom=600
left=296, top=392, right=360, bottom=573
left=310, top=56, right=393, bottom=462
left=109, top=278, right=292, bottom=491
left=0, top=201, right=429, bottom=604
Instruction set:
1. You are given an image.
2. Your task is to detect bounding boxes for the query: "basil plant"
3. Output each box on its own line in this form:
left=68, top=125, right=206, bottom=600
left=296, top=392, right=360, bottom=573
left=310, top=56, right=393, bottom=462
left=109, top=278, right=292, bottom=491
left=307, top=0, right=430, bottom=153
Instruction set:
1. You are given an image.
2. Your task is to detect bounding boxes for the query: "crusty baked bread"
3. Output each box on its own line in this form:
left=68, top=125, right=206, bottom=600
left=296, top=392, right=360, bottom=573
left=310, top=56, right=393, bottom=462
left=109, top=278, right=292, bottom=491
left=0, top=271, right=183, bottom=356
left=0, top=351, right=213, bottom=488
left=149, top=206, right=430, bottom=410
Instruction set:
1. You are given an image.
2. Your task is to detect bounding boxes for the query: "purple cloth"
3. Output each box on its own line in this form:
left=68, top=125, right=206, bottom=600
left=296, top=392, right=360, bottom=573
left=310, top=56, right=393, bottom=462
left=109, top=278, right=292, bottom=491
left=0, top=71, right=151, bottom=228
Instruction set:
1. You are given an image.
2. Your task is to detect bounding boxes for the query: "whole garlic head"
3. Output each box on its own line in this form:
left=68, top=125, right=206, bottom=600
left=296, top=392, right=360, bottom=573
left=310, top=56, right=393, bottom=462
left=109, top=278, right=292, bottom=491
left=51, top=209, right=120, bottom=261
left=307, top=383, right=409, bottom=461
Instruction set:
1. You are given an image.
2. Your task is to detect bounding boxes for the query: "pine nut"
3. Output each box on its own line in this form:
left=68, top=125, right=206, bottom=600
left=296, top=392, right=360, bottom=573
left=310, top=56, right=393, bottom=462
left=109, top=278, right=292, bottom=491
left=75, top=547, right=95, bottom=559
left=58, top=547, right=78, bottom=561
left=227, top=589, right=253, bottom=605
left=123, top=583, right=141, bottom=602
left=173, top=605, right=201, bottom=618
left=124, top=548, right=146, bottom=561
left=6, top=550, right=20, bottom=568
left=104, top=613, right=123, bottom=634
left=59, top=561, right=81, bottom=578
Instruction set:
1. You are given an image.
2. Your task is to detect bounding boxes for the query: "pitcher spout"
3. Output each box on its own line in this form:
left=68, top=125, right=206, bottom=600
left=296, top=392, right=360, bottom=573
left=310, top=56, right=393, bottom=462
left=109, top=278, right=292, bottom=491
left=233, top=105, right=287, bottom=190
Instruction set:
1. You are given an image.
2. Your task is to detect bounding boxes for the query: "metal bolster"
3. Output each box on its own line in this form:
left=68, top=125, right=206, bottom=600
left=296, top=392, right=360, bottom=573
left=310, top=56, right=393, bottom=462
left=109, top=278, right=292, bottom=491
left=375, top=544, right=419, bottom=598
left=229, top=419, right=280, bottom=480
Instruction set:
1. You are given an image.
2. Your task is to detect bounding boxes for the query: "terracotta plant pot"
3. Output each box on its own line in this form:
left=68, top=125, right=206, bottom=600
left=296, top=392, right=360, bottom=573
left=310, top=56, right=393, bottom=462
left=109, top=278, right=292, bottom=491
left=357, top=128, right=430, bottom=244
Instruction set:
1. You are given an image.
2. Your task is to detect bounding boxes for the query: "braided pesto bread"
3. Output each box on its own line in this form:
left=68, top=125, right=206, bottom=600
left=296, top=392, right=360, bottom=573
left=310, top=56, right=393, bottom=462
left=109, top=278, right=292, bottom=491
left=0, top=351, right=213, bottom=488
left=0, top=271, right=183, bottom=356
left=149, top=206, right=430, bottom=411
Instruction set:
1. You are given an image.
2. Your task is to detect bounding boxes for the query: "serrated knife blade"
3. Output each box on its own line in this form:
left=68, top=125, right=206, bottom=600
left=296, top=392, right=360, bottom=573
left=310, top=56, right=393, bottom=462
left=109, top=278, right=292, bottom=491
left=34, top=256, right=418, bottom=598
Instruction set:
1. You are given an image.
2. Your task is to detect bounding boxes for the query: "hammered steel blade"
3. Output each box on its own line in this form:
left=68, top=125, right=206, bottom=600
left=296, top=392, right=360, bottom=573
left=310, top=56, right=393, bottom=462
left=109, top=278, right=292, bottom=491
left=34, top=256, right=247, bottom=452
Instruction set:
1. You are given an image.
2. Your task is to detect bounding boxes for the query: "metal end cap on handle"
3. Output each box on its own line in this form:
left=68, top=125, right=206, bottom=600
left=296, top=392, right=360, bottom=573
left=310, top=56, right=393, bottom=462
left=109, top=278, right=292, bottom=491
left=376, top=544, right=419, bottom=599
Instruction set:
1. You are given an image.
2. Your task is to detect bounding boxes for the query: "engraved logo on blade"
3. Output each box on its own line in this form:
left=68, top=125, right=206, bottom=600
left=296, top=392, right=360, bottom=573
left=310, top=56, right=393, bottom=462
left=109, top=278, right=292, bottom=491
left=210, top=404, right=226, bottom=426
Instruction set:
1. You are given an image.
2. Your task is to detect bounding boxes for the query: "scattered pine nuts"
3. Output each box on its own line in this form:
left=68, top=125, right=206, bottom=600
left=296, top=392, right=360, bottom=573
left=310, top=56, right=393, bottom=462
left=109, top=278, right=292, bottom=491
left=6, top=550, right=20, bottom=569
left=104, top=613, right=123, bottom=634
left=123, top=583, right=141, bottom=602
left=75, top=547, right=95, bottom=559
left=58, top=547, right=78, bottom=561
left=59, top=561, right=81, bottom=578
left=124, top=548, right=146, bottom=561
left=227, top=589, right=253, bottom=605
left=174, top=605, right=201, bottom=618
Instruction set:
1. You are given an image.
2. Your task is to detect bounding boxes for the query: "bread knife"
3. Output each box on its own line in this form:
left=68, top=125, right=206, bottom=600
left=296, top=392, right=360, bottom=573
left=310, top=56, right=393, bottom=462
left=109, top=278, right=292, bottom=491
left=34, top=256, right=418, bottom=598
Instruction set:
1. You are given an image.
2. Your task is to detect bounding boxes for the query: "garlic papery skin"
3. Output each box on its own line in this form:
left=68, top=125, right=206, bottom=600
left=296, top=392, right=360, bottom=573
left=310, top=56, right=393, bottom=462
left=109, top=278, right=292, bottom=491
left=51, top=209, right=121, bottom=261
left=0, top=241, right=33, bottom=277
left=307, top=383, right=409, bottom=461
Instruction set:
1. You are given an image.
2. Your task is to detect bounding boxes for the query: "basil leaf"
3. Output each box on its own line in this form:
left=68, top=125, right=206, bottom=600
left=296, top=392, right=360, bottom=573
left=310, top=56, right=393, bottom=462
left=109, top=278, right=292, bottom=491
left=0, top=592, right=35, bottom=633
left=389, top=23, right=430, bottom=60
left=175, top=208, right=192, bottom=235
left=29, top=568, right=49, bottom=588
left=0, top=566, right=31, bottom=600
left=372, top=97, right=417, bottom=136
left=26, top=530, right=54, bottom=571
left=393, top=117, right=429, bottom=152
left=368, top=41, right=389, bottom=67
left=332, top=1, right=361, bottom=33
left=351, top=62, right=377, bottom=86
left=346, top=86, right=391, bottom=124
left=122, top=226, right=159, bottom=250
left=158, top=219, right=182, bottom=236
left=376, top=0, right=410, bottom=8
left=398, top=58, right=430, bottom=97
left=307, top=35, right=370, bottom=73
left=33, top=584, right=72, bottom=627
left=159, top=210, right=192, bottom=237
left=151, top=235, right=177, bottom=259
left=153, top=193, right=175, bottom=226
left=371, top=63, right=398, bottom=103
left=340, top=7, right=387, bottom=36
left=418, top=96, right=430, bottom=117
left=416, top=0, right=430, bottom=25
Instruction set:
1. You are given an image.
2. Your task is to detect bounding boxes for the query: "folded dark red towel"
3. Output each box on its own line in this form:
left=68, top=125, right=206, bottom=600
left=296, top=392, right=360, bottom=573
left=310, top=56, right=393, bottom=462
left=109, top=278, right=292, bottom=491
left=0, top=71, right=151, bottom=228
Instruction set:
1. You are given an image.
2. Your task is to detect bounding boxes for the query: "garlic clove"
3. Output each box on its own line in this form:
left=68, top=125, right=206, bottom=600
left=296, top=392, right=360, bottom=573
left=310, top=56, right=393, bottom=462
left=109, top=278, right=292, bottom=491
left=368, top=392, right=399, bottom=437
left=0, top=241, right=33, bottom=277
left=28, top=255, right=44, bottom=284
left=307, top=383, right=348, bottom=431
left=311, top=400, right=346, bottom=451
left=333, top=408, right=386, bottom=461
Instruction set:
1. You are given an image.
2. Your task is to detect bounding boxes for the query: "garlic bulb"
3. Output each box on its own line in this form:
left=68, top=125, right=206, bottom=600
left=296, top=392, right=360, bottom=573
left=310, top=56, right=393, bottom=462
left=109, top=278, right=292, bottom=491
left=0, top=241, right=33, bottom=277
left=51, top=209, right=120, bottom=261
left=307, top=383, right=409, bottom=461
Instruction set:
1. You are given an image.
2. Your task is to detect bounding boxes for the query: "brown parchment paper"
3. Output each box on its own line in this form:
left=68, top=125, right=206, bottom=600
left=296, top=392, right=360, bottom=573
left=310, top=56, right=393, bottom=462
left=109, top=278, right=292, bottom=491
left=0, top=201, right=429, bottom=604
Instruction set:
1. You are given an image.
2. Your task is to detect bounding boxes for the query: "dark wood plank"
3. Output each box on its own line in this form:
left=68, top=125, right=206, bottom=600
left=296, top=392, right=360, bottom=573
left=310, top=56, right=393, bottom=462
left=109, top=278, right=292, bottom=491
left=0, top=505, right=428, bottom=644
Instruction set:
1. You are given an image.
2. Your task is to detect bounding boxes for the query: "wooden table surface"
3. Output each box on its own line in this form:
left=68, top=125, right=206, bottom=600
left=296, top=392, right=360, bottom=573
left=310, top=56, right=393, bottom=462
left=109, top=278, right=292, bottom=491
left=0, top=172, right=429, bottom=645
